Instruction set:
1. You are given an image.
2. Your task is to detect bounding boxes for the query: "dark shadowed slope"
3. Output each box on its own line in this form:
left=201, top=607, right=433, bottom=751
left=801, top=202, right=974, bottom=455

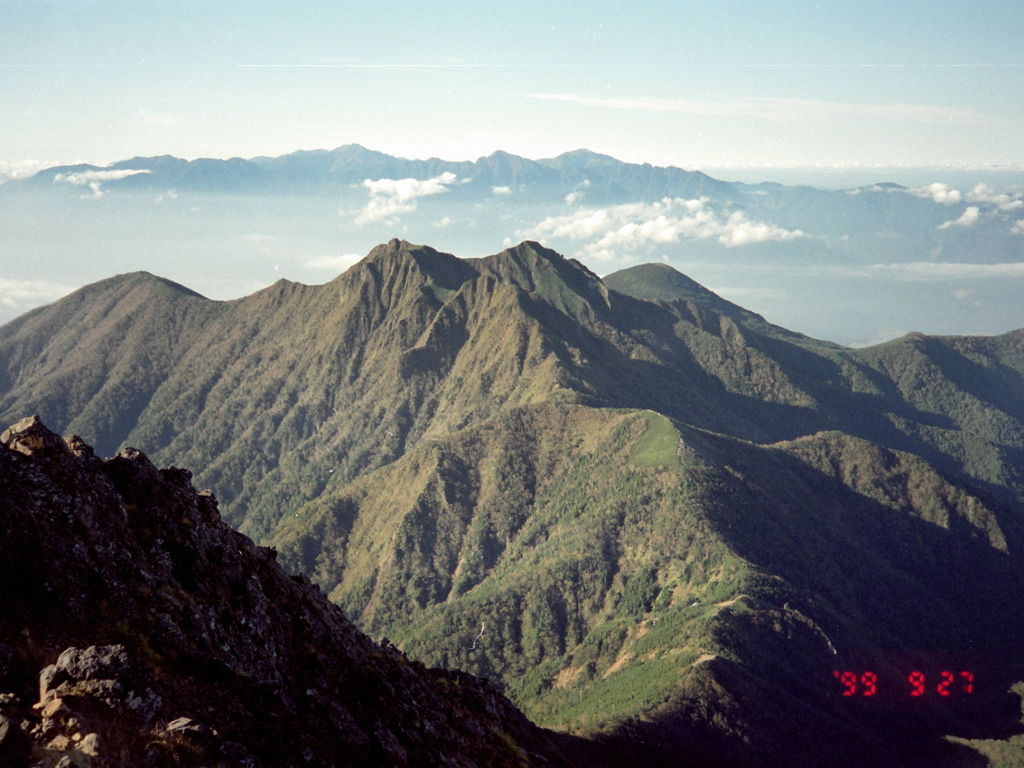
left=603, top=261, right=830, bottom=345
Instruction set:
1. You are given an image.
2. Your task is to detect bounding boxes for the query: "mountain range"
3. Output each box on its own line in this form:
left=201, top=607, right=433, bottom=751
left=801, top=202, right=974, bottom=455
left=2, top=239, right=1024, bottom=766
left=3, top=145, right=1023, bottom=345
left=8, top=145, right=737, bottom=201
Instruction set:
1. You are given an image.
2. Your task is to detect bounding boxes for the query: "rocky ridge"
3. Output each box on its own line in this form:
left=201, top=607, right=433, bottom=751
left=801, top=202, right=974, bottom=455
left=0, top=415, right=579, bottom=768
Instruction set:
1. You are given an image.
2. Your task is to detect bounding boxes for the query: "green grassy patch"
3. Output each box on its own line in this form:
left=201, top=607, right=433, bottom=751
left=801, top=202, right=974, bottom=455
left=629, top=412, right=681, bottom=468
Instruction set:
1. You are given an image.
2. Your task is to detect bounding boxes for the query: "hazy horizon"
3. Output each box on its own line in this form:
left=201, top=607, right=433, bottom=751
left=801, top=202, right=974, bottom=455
left=3, top=1, right=1023, bottom=347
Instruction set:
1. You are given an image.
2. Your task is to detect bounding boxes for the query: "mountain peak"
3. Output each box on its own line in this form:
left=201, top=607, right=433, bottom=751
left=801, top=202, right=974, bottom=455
left=472, top=240, right=611, bottom=317
left=367, top=238, right=446, bottom=262
left=538, top=148, right=622, bottom=170
left=482, top=149, right=516, bottom=160
left=604, top=262, right=815, bottom=344
left=326, top=143, right=390, bottom=160
left=603, top=262, right=714, bottom=303
left=94, top=271, right=208, bottom=301
left=362, top=240, right=478, bottom=292
left=473, top=150, right=540, bottom=178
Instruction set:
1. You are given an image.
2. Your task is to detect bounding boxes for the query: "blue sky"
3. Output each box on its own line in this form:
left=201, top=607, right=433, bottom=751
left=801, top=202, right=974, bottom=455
left=2, top=0, right=1024, bottom=176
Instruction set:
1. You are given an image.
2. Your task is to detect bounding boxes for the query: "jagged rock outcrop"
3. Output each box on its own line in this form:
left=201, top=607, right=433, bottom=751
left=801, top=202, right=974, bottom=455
left=0, top=416, right=574, bottom=768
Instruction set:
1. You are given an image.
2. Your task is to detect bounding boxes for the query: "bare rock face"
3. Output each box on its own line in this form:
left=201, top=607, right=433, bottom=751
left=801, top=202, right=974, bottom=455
left=0, top=416, right=70, bottom=457
left=0, top=417, right=571, bottom=768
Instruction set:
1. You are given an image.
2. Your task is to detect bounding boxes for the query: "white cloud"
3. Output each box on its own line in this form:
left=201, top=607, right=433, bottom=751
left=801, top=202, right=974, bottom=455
left=965, top=183, right=1024, bottom=212
left=528, top=93, right=991, bottom=126
left=54, top=169, right=152, bottom=186
left=1010, top=220, right=1024, bottom=236
left=718, top=211, right=806, bottom=246
left=436, top=216, right=453, bottom=227
left=869, top=261, right=1024, bottom=280
left=362, top=173, right=457, bottom=199
left=0, top=160, right=62, bottom=184
left=354, top=172, right=458, bottom=225
left=53, top=168, right=152, bottom=199
left=521, top=198, right=803, bottom=260
left=937, top=206, right=980, bottom=230
left=304, top=254, right=364, bottom=271
left=905, top=183, right=962, bottom=205
left=901, top=181, right=1024, bottom=217
left=0, top=278, right=76, bottom=310
left=564, top=179, right=592, bottom=205
left=491, top=185, right=512, bottom=195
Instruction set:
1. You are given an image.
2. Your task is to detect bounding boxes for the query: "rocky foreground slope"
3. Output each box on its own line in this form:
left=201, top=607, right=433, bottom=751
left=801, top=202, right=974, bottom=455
left=0, top=415, right=598, bottom=768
